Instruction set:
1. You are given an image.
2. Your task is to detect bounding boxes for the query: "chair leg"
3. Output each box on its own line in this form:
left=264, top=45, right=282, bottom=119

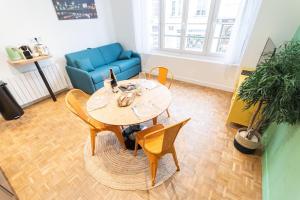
left=134, top=140, right=138, bottom=156
left=150, top=158, right=158, bottom=186
left=171, top=147, right=180, bottom=171
left=166, top=108, right=171, bottom=118
left=152, top=117, right=158, bottom=125
left=90, top=128, right=97, bottom=156
left=110, top=126, right=126, bottom=148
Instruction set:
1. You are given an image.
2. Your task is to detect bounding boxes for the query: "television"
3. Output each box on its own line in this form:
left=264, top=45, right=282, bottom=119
left=241, top=38, right=276, bottom=76
left=257, top=37, right=276, bottom=66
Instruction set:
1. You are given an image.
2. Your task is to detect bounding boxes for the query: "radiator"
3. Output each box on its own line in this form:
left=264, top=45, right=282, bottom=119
left=2, top=64, right=69, bottom=107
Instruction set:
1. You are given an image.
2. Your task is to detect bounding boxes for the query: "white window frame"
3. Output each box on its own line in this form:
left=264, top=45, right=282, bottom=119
left=158, top=0, right=227, bottom=58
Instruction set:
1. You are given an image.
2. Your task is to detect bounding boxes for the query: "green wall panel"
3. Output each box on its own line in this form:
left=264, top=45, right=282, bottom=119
left=263, top=123, right=300, bottom=200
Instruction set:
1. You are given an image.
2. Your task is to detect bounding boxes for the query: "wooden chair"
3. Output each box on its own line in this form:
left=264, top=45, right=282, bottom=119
left=134, top=118, right=190, bottom=186
left=65, top=89, right=125, bottom=156
left=148, top=66, right=174, bottom=124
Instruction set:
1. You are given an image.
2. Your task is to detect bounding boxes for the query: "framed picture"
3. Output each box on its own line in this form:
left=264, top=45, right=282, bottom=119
left=52, top=0, right=98, bottom=20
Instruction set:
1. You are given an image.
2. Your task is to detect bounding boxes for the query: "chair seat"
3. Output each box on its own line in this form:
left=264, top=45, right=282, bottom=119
left=142, top=134, right=164, bottom=154
left=90, top=65, right=121, bottom=84
left=110, top=58, right=140, bottom=72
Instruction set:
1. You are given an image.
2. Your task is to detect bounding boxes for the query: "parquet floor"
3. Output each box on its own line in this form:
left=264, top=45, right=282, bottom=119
left=0, top=80, right=261, bottom=200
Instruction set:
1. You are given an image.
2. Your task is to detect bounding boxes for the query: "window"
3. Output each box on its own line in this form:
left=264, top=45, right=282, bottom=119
left=150, top=0, right=242, bottom=56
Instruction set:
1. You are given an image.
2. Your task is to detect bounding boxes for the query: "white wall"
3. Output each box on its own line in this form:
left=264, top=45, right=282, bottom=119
left=241, top=0, right=300, bottom=66
left=0, top=0, right=116, bottom=80
left=110, top=0, right=136, bottom=50
left=142, top=54, right=237, bottom=91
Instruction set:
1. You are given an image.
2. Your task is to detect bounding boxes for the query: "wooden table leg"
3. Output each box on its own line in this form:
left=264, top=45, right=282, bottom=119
left=152, top=117, right=158, bottom=125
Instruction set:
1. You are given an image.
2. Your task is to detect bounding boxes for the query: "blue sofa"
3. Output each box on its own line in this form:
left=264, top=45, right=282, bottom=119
left=65, top=43, right=141, bottom=94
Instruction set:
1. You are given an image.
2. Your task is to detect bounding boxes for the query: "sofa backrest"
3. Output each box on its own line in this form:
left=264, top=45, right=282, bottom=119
left=65, top=48, right=106, bottom=68
left=98, top=43, right=123, bottom=64
left=65, top=43, right=124, bottom=69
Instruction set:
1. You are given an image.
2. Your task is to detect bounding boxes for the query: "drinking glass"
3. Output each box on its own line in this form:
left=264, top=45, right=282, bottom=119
left=138, top=72, right=147, bottom=80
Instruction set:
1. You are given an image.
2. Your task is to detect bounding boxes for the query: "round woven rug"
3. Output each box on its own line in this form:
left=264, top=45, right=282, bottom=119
left=83, top=131, right=177, bottom=190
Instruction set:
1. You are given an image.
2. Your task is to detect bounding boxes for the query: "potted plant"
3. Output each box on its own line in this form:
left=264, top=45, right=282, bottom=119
left=234, top=41, right=300, bottom=154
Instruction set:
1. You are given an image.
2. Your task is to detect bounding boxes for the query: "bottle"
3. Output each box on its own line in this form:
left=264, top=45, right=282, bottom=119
left=109, top=68, right=118, bottom=93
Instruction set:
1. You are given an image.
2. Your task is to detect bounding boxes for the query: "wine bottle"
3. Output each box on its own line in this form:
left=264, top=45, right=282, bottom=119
left=109, top=68, right=118, bottom=93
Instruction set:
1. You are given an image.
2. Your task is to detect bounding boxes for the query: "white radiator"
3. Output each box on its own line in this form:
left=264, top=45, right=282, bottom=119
left=2, top=64, right=69, bottom=106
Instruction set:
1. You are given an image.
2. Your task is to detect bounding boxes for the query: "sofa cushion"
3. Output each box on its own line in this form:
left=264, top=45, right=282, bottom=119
left=65, top=49, right=90, bottom=67
left=87, top=48, right=106, bottom=67
left=119, top=50, right=133, bottom=60
left=75, top=58, right=95, bottom=72
left=110, top=58, right=140, bottom=72
left=65, top=48, right=106, bottom=68
left=90, top=65, right=121, bottom=84
left=98, top=43, right=123, bottom=64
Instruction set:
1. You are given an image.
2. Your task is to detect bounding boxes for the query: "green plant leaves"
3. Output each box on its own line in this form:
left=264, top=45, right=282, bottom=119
left=238, top=41, right=300, bottom=125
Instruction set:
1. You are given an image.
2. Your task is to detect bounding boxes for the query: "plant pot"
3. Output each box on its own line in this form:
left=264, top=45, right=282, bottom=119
left=234, top=128, right=261, bottom=154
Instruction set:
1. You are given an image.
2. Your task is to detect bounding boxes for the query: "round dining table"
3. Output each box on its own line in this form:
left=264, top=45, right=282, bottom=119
left=86, top=79, right=172, bottom=149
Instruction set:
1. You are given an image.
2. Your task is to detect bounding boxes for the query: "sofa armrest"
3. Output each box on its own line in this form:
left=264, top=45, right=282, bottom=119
left=65, top=66, right=95, bottom=94
left=132, top=51, right=141, bottom=60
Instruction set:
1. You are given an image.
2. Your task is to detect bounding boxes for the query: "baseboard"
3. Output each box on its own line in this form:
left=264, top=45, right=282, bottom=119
left=173, top=75, right=234, bottom=92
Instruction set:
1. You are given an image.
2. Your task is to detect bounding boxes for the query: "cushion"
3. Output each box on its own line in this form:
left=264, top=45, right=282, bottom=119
left=110, top=58, right=140, bottom=72
left=75, top=58, right=95, bottom=72
left=87, top=48, right=107, bottom=67
left=119, top=50, right=132, bottom=60
left=65, top=49, right=90, bottom=67
left=89, top=65, right=121, bottom=84
left=98, top=43, right=123, bottom=64
left=65, top=48, right=106, bottom=67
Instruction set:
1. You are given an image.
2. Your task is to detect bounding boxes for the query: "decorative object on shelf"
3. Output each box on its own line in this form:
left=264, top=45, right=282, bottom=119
left=236, top=41, right=300, bottom=154
left=5, top=47, right=24, bottom=61
left=33, top=37, right=49, bottom=56
left=19, top=45, right=33, bottom=59
left=52, top=0, right=98, bottom=20
left=117, top=92, right=135, bottom=107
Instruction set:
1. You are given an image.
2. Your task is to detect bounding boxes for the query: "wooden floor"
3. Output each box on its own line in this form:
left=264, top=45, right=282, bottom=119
left=0, top=80, right=261, bottom=200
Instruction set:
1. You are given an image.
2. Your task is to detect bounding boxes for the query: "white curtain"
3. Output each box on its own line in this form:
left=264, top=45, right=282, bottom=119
left=225, top=0, right=262, bottom=65
left=132, top=0, right=153, bottom=53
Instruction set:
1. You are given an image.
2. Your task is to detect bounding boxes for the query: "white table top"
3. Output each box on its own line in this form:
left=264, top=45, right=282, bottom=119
left=87, top=79, right=172, bottom=126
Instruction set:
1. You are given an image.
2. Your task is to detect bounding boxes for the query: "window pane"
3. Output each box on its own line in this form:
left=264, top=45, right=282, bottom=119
left=165, top=23, right=182, bottom=36
left=151, top=34, right=159, bottom=49
left=186, top=24, right=206, bottom=37
left=164, top=0, right=184, bottom=23
left=185, top=36, right=205, bottom=51
left=187, top=0, right=211, bottom=22
left=164, top=36, right=181, bottom=49
left=210, top=0, right=241, bottom=54
left=211, top=38, right=230, bottom=53
left=184, top=0, right=211, bottom=52
left=150, top=0, right=161, bottom=49
left=163, top=0, right=184, bottom=49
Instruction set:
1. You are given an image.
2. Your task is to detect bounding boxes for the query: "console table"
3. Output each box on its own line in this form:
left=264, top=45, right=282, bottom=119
left=8, top=56, right=56, bottom=102
left=226, top=67, right=259, bottom=127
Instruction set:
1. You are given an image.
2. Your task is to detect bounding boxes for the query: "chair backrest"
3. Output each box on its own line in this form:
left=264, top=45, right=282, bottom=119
left=65, top=89, right=97, bottom=128
left=148, top=66, right=174, bottom=88
left=144, top=118, right=190, bottom=153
